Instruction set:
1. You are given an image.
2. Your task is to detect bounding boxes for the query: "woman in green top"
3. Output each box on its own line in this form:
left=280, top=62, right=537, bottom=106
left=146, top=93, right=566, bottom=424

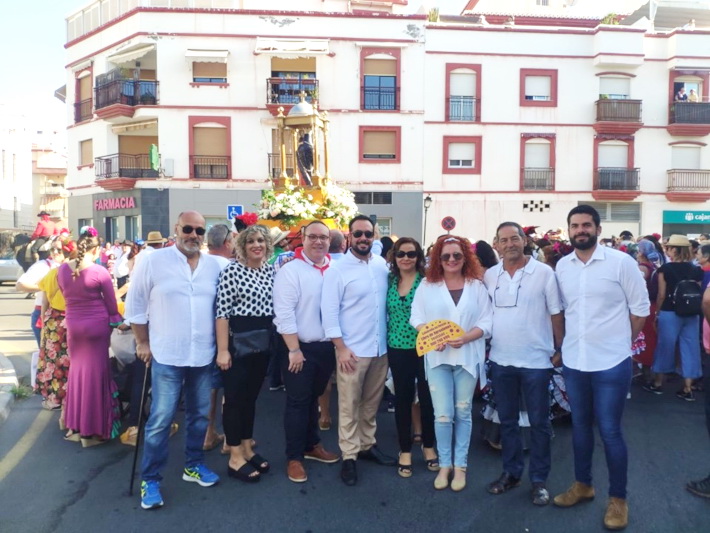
left=386, top=237, right=438, bottom=478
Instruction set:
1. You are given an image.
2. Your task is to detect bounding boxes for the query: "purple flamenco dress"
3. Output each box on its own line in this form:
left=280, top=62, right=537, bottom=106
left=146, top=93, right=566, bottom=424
left=58, top=262, right=122, bottom=439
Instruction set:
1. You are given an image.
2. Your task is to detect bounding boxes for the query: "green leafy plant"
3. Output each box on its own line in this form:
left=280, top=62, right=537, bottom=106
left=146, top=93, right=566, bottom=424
left=10, top=384, right=33, bottom=400
left=601, top=13, right=620, bottom=25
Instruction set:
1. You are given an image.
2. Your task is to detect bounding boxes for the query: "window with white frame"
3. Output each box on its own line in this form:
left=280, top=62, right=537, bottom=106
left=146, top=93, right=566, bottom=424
left=448, top=143, right=475, bottom=168
left=599, top=77, right=630, bottom=99
left=525, top=76, right=551, bottom=101
left=671, top=145, right=701, bottom=169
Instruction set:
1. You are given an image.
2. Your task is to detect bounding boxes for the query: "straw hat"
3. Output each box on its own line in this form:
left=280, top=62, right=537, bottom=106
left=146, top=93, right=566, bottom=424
left=269, top=226, right=290, bottom=245
left=666, top=234, right=691, bottom=247
left=145, top=231, right=167, bottom=244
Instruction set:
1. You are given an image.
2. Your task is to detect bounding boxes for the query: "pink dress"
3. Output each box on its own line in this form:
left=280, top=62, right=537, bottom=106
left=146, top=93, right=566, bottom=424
left=58, top=263, right=122, bottom=439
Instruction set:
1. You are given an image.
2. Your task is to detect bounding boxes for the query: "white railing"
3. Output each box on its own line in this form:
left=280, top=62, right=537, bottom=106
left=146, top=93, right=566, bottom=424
left=66, top=0, right=238, bottom=42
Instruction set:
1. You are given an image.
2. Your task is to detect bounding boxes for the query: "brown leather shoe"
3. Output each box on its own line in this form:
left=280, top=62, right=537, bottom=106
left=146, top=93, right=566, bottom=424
left=287, top=460, right=307, bottom=483
left=304, top=444, right=340, bottom=463
left=604, top=497, right=628, bottom=530
left=553, top=481, right=595, bottom=507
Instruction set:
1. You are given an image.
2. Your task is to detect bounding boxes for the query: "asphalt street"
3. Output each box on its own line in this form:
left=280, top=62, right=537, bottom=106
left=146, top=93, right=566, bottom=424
left=0, top=284, right=708, bottom=533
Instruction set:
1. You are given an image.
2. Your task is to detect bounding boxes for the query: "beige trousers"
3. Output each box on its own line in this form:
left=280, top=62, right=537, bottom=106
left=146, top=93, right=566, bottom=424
left=336, top=354, right=389, bottom=460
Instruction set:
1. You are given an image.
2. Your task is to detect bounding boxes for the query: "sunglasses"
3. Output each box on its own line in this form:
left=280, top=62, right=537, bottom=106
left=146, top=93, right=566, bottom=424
left=441, top=252, right=463, bottom=262
left=179, top=225, right=206, bottom=236
left=352, top=230, right=374, bottom=239
left=395, top=250, right=418, bottom=259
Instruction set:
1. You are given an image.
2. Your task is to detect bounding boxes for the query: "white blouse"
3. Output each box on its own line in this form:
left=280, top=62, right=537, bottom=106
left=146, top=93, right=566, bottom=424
left=410, top=278, right=493, bottom=385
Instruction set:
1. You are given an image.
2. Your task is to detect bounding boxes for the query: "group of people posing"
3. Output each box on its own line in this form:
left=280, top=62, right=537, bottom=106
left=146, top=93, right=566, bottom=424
left=15, top=205, right=710, bottom=533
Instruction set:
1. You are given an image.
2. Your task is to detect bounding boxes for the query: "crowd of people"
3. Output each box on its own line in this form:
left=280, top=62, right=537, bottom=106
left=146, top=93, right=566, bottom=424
left=12, top=206, right=710, bottom=531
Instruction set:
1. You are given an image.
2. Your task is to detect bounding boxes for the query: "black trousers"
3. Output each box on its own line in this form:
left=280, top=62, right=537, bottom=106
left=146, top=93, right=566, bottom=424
left=221, top=316, right=272, bottom=446
left=281, top=340, right=336, bottom=460
left=388, top=346, right=436, bottom=452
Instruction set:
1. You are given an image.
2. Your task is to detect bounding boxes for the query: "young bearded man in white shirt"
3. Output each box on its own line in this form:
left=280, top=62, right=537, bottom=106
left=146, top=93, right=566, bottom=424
left=274, top=221, right=340, bottom=483
left=126, top=210, right=223, bottom=510
left=321, top=215, right=396, bottom=486
left=484, top=222, right=564, bottom=506
left=553, top=205, right=649, bottom=531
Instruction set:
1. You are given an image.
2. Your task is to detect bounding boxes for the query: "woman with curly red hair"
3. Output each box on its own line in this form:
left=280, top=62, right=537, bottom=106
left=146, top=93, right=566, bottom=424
left=410, top=235, right=493, bottom=491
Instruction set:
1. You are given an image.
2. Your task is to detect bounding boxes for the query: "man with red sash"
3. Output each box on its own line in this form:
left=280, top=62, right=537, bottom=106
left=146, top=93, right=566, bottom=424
left=273, top=220, right=340, bottom=483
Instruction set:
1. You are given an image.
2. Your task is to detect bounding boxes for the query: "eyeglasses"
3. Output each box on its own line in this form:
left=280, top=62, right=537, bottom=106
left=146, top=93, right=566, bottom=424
left=395, top=251, right=418, bottom=259
left=493, top=269, right=527, bottom=308
left=179, top=225, right=206, bottom=236
left=440, top=252, right=463, bottom=262
left=305, top=234, right=330, bottom=242
left=352, top=230, right=374, bottom=239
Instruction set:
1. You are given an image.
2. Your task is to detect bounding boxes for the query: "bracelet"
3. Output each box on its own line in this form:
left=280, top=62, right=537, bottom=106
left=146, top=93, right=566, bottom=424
left=289, top=348, right=301, bottom=354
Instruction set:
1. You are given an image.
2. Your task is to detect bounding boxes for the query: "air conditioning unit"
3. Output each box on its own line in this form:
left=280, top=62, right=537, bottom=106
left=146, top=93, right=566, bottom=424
left=163, top=158, right=174, bottom=177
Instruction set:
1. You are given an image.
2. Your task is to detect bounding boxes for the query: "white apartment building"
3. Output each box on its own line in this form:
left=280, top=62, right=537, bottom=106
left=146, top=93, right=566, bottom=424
left=63, top=0, right=710, bottom=244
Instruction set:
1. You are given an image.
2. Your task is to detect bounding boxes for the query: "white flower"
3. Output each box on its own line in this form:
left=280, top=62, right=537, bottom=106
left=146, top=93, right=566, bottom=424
left=270, top=209, right=281, bottom=217
left=286, top=208, right=295, bottom=216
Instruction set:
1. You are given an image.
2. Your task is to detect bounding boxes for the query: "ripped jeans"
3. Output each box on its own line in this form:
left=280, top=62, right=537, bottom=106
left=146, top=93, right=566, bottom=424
left=426, top=363, right=476, bottom=468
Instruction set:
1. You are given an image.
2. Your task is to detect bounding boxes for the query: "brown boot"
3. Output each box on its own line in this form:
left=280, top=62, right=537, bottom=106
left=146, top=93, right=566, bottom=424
left=287, top=460, right=307, bottom=483
left=553, top=481, right=595, bottom=507
left=603, top=497, right=628, bottom=530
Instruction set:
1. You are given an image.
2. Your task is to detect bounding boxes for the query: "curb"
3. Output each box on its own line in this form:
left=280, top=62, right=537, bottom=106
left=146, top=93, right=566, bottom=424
left=0, top=352, right=19, bottom=427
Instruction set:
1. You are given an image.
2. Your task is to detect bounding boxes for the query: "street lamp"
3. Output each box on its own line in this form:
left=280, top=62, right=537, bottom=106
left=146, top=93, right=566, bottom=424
left=423, top=194, right=432, bottom=246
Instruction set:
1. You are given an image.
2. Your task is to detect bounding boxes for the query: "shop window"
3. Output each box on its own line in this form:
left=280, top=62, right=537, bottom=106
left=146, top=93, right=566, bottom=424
left=360, top=127, right=401, bottom=163
left=520, top=69, right=558, bottom=107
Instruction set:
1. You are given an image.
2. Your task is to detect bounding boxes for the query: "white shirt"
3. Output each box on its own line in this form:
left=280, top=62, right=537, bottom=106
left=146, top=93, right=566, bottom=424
left=410, top=278, right=493, bottom=383
left=125, top=245, right=222, bottom=367
left=273, top=253, right=330, bottom=343
left=321, top=250, right=388, bottom=357
left=484, top=258, right=561, bottom=369
left=556, top=244, right=650, bottom=372
left=115, top=253, right=130, bottom=278
left=18, top=258, right=57, bottom=306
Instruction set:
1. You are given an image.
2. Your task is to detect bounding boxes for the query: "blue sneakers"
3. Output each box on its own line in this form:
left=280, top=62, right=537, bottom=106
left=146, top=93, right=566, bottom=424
left=182, top=464, right=220, bottom=487
left=140, top=480, right=164, bottom=510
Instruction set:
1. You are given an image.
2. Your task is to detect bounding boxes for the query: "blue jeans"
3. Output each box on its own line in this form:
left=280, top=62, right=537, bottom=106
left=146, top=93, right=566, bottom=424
left=426, top=363, right=476, bottom=468
left=141, top=360, right=212, bottom=482
left=652, top=311, right=702, bottom=379
left=491, top=362, right=552, bottom=483
left=31, top=307, right=41, bottom=347
left=564, top=358, right=632, bottom=499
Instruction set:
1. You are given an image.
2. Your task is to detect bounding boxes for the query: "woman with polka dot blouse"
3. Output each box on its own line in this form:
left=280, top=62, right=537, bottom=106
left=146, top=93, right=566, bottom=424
left=386, top=237, right=438, bottom=478
left=216, top=225, right=276, bottom=483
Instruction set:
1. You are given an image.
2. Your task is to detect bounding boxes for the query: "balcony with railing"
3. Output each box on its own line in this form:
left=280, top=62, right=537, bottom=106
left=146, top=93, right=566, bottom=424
left=267, top=79, right=318, bottom=106
left=447, top=96, right=478, bottom=122
left=268, top=153, right=295, bottom=179
left=74, top=98, right=93, bottom=123
left=95, top=153, right=159, bottom=191
left=94, top=69, right=159, bottom=120
left=362, top=86, right=399, bottom=111
left=191, top=155, right=230, bottom=179
left=668, top=102, right=710, bottom=136
left=521, top=168, right=554, bottom=190
left=666, top=169, right=710, bottom=202
left=594, top=99, right=642, bottom=134
left=592, top=167, right=641, bottom=200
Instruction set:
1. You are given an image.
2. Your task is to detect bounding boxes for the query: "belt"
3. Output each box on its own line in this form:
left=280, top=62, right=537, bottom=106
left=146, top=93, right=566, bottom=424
left=34, top=305, right=42, bottom=311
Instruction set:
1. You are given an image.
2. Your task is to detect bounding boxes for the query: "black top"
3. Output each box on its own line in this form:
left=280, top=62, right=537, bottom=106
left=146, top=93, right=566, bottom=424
left=658, top=261, right=703, bottom=312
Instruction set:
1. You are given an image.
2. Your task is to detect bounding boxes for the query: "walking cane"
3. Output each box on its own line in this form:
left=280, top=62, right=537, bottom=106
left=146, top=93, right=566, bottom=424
left=129, top=360, right=150, bottom=496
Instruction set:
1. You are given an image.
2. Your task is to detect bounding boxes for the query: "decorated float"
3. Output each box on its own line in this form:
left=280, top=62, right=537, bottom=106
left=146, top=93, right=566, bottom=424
left=255, top=95, right=358, bottom=232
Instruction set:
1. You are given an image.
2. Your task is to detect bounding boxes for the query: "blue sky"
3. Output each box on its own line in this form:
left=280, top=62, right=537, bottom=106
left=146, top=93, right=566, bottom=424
left=0, top=0, right=85, bottom=129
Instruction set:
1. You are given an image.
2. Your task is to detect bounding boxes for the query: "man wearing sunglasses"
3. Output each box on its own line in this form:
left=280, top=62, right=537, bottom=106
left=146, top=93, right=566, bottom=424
left=483, top=222, right=563, bottom=506
left=321, top=215, right=396, bottom=486
left=126, top=210, right=224, bottom=510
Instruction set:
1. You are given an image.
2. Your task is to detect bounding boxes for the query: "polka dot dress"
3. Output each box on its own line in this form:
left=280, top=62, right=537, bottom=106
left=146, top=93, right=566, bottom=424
left=216, top=261, right=275, bottom=318
left=386, top=273, right=422, bottom=349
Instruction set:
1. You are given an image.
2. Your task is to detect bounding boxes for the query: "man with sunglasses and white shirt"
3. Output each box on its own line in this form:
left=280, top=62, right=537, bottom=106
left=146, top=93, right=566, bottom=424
left=321, top=215, right=396, bottom=486
left=126, top=210, right=224, bottom=510
left=483, top=222, right=563, bottom=506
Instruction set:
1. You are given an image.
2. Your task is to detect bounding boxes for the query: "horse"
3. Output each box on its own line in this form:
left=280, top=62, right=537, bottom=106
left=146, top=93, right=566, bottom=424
left=13, top=233, right=38, bottom=272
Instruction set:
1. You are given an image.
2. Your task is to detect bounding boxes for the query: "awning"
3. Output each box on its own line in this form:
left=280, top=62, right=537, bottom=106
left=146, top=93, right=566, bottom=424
left=54, top=85, right=66, bottom=103
left=185, top=49, right=230, bottom=63
left=254, top=38, right=330, bottom=58
left=111, top=120, right=158, bottom=134
left=107, top=43, right=156, bottom=65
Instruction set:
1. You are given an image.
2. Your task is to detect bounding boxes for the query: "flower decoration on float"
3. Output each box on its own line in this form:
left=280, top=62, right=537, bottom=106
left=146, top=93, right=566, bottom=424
left=552, top=241, right=573, bottom=256
left=235, top=212, right=258, bottom=227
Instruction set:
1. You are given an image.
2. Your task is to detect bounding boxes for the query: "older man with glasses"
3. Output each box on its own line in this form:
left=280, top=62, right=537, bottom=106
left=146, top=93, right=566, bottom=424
left=483, top=222, right=564, bottom=506
left=126, top=211, right=224, bottom=510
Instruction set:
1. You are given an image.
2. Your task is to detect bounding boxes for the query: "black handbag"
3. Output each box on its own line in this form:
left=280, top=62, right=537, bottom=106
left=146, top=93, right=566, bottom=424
left=230, top=328, right=273, bottom=358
